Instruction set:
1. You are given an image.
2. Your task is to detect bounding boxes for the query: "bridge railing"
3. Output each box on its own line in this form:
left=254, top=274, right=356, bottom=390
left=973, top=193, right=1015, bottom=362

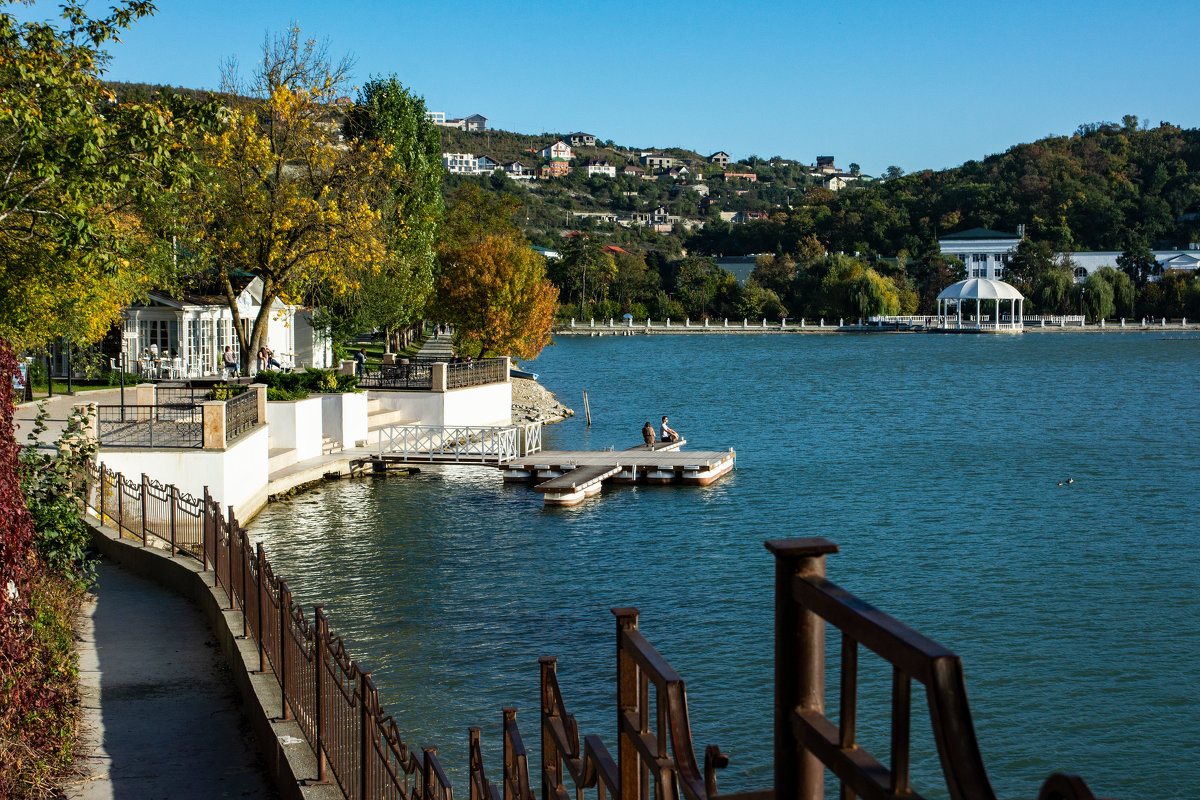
left=377, top=423, right=542, bottom=463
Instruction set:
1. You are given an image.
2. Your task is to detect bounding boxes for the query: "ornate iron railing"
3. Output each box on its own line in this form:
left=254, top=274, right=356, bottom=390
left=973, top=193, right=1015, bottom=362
left=225, top=388, right=259, bottom=441
left=359, top=363, right=434, bottom=390
left=446, top=358, right=506, bottom=389
left=81, top=465, right=1108, bottom=800
left=97, top=403, right=204, bottom=448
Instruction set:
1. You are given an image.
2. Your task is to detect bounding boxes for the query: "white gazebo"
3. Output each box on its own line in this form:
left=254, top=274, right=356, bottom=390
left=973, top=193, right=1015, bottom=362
left=936, top=278, right=1025, bottom=333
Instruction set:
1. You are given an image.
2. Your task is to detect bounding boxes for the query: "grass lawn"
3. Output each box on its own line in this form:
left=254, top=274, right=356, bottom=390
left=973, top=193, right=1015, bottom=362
left=344, top=330, right=429, bottom=369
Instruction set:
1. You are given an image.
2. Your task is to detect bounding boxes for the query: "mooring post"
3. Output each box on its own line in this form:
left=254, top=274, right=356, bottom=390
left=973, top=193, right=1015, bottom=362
left=584, top=390, right=592, bottom=426
left=765, top=538, right=839, bottom=800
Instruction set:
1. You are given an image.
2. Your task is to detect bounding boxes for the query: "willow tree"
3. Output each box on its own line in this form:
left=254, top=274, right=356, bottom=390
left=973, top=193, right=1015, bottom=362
left=190, top=28, right=391, bottom=370
left=0, top=2, right=217, bottom=348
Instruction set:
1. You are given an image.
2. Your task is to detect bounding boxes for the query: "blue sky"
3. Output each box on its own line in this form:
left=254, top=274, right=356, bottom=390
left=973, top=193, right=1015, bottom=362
left=14, top=0, right=1200, bottom=175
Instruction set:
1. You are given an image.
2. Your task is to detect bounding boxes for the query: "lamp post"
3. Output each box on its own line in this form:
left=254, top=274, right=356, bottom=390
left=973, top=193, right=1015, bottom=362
left=1080, top=286, right=1086, bottom=320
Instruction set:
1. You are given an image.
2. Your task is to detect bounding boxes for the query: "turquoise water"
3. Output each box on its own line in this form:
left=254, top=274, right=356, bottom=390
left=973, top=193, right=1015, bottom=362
left=250, top=333, right=1200, bottom=800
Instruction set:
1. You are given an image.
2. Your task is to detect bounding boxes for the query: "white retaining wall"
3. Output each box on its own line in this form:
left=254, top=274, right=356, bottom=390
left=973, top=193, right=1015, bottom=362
left=369, top=381, right=512, bottom=428
left=97, top=425, right=270, bottom=521
left=321, top=392, right=368, bottom=447
left=267, top=397, right=324, bottom=461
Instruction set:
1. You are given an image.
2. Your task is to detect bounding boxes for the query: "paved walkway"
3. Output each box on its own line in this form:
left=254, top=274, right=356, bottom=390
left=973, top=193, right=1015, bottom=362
left=418, top=327, right=454, bottom=359
left=66, top=560, right=276, bottom=800
left=13, top=387, right=122, bottom=451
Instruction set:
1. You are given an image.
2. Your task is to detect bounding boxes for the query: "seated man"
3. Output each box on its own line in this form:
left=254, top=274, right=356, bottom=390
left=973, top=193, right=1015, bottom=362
left=660, top=415, right=680, bottom=443
left=641, top=421, right=655, bottom=445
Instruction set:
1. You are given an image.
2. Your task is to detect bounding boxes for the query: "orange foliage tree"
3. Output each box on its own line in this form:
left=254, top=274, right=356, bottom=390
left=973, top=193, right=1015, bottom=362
left=434, top=187, right=557, bottom=360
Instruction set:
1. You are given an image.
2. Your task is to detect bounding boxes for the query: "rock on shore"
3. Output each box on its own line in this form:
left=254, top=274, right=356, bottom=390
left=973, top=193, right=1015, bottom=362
left=512, top=377, right=574, bottom=425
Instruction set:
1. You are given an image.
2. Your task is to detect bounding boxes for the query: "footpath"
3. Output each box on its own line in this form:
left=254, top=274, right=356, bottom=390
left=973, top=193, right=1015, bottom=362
left=66, top=562, right=276, bottom=799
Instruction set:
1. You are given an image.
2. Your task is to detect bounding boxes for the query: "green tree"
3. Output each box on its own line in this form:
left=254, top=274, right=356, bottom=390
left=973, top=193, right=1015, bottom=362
left=1081, top=271, right=1115, bottom=321
left=343, top=76, right=444, bottom=350
left=1117, top=238, right=1159, bottom=288
left=0, top=2, right=217, bottom=348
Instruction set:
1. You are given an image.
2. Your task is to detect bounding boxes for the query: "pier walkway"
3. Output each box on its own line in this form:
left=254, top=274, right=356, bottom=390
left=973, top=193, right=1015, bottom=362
left=503, top=439, right=736, bottom=505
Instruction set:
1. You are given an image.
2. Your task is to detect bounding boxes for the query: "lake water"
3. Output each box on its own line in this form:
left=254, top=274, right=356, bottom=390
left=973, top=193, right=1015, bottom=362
left=250, top=332, right=1200, bottom=800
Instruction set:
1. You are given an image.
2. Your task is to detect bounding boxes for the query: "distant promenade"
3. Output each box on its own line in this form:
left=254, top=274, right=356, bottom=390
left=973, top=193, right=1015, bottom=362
left=555, top=316, right=1200, bottom=335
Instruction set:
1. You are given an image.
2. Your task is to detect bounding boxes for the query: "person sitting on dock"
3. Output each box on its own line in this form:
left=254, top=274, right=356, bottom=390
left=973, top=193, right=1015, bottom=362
left=660, top=416, right=680, bottom=443
left=642, top=421, right=655, bottom=444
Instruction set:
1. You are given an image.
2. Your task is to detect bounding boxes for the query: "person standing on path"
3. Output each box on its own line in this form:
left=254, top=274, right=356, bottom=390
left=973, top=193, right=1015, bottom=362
left=354, top=348, right=367, bottom=377
left=222, top=346, right=238, bottom=378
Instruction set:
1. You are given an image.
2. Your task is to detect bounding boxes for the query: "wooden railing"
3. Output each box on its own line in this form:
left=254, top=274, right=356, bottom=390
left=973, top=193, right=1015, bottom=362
left=82, top=466, right=1109, bottom=800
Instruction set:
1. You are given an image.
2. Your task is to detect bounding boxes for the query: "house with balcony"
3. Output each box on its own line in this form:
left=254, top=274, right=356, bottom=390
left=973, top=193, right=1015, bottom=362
left=538, top=140, right=573, bottom=160
left=443, top=152, right=480, bottom=174
left=640, top=153, right=675, bottom=170
left=585, top=159, right=616, bottom=178
left=476, top=155, right=500, bottom=172
left=464, top=114, right=488, bottom=131
left=504, top=161, right=532, bottom=180
left=709, top=151, right=731, bottom=167
left=570, top=132, right=597, bottom=147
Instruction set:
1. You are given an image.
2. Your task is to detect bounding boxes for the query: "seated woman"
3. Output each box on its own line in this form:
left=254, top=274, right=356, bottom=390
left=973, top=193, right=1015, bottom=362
left=642, top=421, right=655, bottom=444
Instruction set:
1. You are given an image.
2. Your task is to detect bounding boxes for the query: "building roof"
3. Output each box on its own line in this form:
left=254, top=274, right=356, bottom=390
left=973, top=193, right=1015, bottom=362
left=940, top=227, right=1022, bottom=241
left=465, top=114, right=487, bottom=122
left=937, top=278, right=1025, bottom=301
left=570, top=132, right=594, bottom=138
left=710, top=151, right=730, bottom=158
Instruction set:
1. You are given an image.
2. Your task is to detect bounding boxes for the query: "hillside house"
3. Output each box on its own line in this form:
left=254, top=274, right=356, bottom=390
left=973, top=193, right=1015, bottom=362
left=622, top=165, right=645, bottom=177
left=815, top=156, right=838, bottom=174
left=709, top=151, right=731, bottom=167
left=464, top=114, right=488, bottom=132
left=585, top=159, right=617, bottom=178
left=476, top=155, right=500, bottom=172
left=425, top=111, right=446, bottom=124
left=640, top=153, right=676, bottom=170
left=504, top=161, right=532, bottom=180
left=443, top=152, right=480, bottom=174
left=570, top=132, right=597, bottom=147
left=724, top=171, right=758, bottom=182
left=938, top=228, right=1022, bottom=279
left=538, top=140, right=573, bottom=160
left=539, top=160, right=571, bottom=178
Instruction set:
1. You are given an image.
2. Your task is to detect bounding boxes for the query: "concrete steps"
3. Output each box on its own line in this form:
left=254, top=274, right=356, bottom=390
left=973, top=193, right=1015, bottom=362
left=322, top=436, right=342, bottom=456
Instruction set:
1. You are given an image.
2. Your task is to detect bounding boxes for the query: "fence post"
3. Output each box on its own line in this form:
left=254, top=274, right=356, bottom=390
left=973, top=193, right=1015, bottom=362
left=98, top=468, right=107, bottom=527
left=539, top=657, right=561, bottom=800
left=279, top=582, right=291, bottom=721
left=614, top=607, right=641, bottom=800
left=765, top=538, right=839, bottom=800
left=140, top=473, right=149, bottom=546
left=117, top=472, right=124, bottom=536
left=315, top=606, right=328, bottom=784
left=360, top=671, right=373, bottom=800
left=169, top=484, right=178, bottom=557
left=256, top=543, right=267, bottom=672
left=226, top=505, right=236, bottom=611
left=202, top=487, right=211, bottom=572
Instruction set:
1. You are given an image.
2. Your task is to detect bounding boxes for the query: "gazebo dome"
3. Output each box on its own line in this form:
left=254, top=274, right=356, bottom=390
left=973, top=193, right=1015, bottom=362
left=937, top=278, right=1024, bottom=302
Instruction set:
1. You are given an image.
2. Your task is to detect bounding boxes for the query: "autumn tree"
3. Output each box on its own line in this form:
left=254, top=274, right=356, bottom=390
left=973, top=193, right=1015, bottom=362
left=434, top=187, right=557, bottom=360
left=188, top=28, right=390, bottom=370
left=0, top=2, right=217, bottom=348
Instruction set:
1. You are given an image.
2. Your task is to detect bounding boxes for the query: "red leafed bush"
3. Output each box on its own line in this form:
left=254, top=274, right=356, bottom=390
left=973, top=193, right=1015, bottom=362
left=2, top=340, right=82, bottom=798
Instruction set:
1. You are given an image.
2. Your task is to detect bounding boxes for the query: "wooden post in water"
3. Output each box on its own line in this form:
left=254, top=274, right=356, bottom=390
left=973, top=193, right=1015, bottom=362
left=583, top=390, right=592, bottom=426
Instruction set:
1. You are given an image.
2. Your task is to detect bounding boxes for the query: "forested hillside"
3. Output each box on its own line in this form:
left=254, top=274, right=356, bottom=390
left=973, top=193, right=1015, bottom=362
left=689, top=117, right=1200, bottom=259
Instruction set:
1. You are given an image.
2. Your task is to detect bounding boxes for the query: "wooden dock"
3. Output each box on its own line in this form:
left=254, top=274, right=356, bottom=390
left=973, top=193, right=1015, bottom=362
left=501, top=439, right=736, bottom=506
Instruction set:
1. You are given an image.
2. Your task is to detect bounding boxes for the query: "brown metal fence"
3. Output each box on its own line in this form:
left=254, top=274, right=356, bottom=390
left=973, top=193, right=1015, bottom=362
left=81, top=466, right=1107, bottom=800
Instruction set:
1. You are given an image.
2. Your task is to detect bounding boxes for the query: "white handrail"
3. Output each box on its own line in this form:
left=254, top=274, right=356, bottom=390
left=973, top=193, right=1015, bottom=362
left=377, top=422, right=543, bottom=463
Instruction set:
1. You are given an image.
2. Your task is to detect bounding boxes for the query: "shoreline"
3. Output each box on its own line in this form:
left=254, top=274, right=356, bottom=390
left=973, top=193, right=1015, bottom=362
left=553, top=323, right=1200, bottom=336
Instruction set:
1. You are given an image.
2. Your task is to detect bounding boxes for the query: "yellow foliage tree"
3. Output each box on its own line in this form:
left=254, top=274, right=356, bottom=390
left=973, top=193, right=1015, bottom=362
left=188, top=28, right=391, bottom=369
